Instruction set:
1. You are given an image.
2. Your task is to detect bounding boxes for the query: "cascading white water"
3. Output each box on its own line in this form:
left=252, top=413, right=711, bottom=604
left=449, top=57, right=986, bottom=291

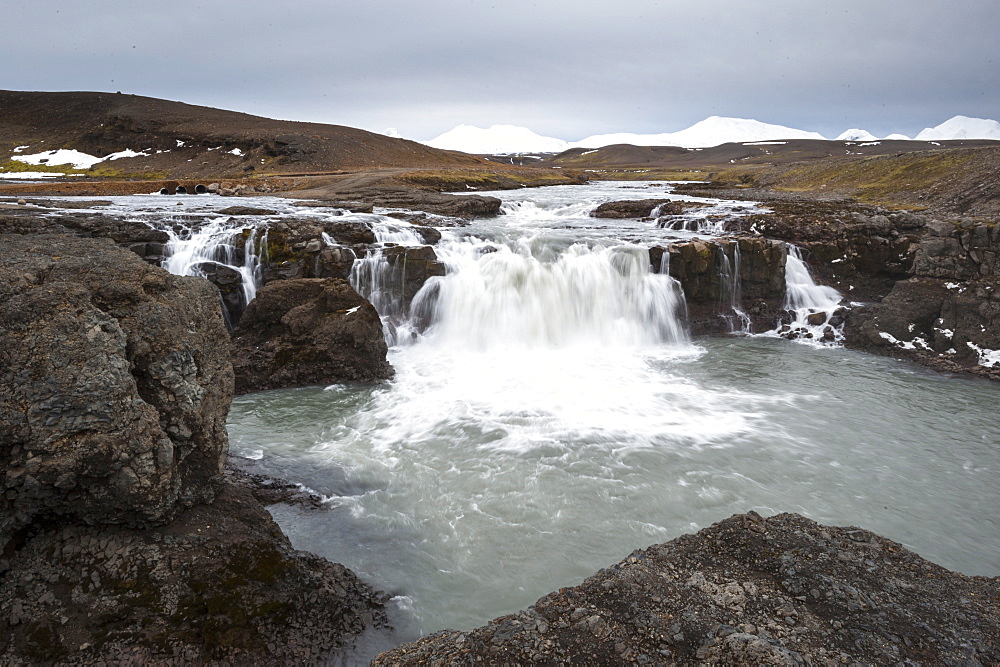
left=159, top=217, right=266, bottom=308
left=717, top=242, right=752, bottom=334
left=418, top=239, right=687, bottom=349
left=371, top=219, right=425, bottom=246
left=772, top=245, right=845, bottom=344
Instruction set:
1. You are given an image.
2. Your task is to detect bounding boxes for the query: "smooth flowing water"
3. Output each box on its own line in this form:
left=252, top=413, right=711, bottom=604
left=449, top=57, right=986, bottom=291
left=220, top=182, right=1000, bottom=641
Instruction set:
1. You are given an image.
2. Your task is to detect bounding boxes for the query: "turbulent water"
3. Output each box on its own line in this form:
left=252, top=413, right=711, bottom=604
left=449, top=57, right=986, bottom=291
left=220, top=182, right=1000, bottom=642
left=36, top=184, right=998, bottom=644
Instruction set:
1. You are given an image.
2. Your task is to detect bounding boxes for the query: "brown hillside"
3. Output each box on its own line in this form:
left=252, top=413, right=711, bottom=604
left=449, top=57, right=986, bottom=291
left=0, top=90, right=485, bottom=178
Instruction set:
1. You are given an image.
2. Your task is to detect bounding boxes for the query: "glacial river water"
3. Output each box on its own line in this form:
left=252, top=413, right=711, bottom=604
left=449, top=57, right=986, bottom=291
left=41, top=182, right=995, bottom=646
left=218, top=182, right=1000, bottom=643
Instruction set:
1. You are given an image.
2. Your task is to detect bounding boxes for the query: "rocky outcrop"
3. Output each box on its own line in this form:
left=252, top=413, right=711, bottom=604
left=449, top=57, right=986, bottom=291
left=0, top=480, right=389, bottom=664
left=0, top=235, right=391, bottom=663
left=591, top=199, right=707, bottom=219
left=231, top=278, right=393, bottom=394
left=374, top=512, right=1000, bottom=665
left=845, top=220, right=1000, bottom=380
left=651, top=237, right=788, bottom=334
left=0, top=235, right=232, bottom=544
left=728, top=201, right=923, bottom=302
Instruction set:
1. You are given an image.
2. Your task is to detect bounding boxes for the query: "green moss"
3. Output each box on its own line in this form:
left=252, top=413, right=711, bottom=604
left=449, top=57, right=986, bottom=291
left=0, top=159, right=167, bottom=180
left=87, top=165, right=169, bottom=180
left=0, top=159, right=88, bottom=175
left=576, top=168, right=713, bottom=182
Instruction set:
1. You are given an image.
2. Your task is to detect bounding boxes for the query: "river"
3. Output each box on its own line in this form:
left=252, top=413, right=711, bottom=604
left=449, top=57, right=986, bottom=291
left=75, top=181, right=999, bottom=643
left=212, top=181, right=1000, bottom=641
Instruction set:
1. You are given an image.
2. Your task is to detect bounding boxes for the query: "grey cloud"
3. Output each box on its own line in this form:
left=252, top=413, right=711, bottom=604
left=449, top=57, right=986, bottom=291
left=3, top=0, right=997, bottom=140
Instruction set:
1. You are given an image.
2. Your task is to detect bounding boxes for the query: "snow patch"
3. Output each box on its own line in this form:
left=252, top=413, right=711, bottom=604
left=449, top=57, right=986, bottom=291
left=967, top=342, right=1000, bottom=367
left=105, top=148, right=150, bottom=160
left=227, top=148, right=244, bottom=156
left=879, top=331, right=930, bottom=351
left=0, top=171, right=65, bottom=179
left=12, top=149, right=103, bottom=169
left=12, top=145, right=29, bottom=153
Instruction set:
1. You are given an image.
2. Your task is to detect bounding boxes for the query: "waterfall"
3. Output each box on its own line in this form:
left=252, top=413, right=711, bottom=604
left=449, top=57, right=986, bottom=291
left=774, top=245, right=845, bottom=344
left=156, top=217, right=266, bottom=328
left=349, top=248, right=418, bottom=346
left=371, top=219, right=425, bottom=246
left=413, top=239, right=688, bottom=350
left=160, top=219, right=265, bottom=300
left=718, top=241, right=751, bottom=334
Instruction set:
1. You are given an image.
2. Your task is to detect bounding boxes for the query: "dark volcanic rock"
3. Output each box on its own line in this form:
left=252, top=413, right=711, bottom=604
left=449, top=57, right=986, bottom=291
left=0, top=479, right=390, bottom=664
left=592, top=199, right=706, bottom=219
left=374, top=512, right=1000, bottom=665
left=844, top=220, right=1000, bottom=380
left=0, top=233, right=391, bottom=664
left=231, top=278, right=393, bottom=394
left=651, top=237, right=787, bottom=334
left=0, top=235, right=233, bottom=545
left=727, top=202, right=923, bottom=302
left=0, top=210, right=170, bottom=246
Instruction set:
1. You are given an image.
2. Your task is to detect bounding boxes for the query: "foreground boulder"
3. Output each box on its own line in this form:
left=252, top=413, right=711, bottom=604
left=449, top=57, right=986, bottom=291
left=231, top=277, right=394, bottom=394
left=0, top=480, right=389, bottom=663
left=375, top=512, right=999, bottom=665
left=0, top=235, right=233, bottom=545
left=0, top=235, right=392, bottom=663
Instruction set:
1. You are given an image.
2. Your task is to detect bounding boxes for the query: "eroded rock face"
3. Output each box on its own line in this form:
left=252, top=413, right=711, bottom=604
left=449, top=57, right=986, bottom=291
left=0, top=235, right=233, bottom=546
left=374, top=512, right=1000, bottom=665
left=729, top=203, right=924, bottom=302
left=651, top=237, right=787, bottom=334
left=844, top=221, right=1000, bottom=380
left=231, top=278, right=393, bottom=394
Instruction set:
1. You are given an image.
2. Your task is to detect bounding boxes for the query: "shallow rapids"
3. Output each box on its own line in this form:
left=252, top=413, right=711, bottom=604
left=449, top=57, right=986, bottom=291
left=223, top=182, right=1000, bottom=642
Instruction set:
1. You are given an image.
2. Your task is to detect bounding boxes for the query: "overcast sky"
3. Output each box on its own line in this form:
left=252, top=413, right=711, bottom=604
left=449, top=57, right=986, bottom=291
left=4, top=1, right=998, bottom=141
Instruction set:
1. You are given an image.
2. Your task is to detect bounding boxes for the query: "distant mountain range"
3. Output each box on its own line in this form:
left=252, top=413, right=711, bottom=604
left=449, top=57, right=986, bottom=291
left=423, top=115, right=1000, bottom=155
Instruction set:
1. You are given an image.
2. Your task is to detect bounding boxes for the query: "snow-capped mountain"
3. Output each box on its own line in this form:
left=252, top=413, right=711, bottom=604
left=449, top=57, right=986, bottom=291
left=421, top=114, right=1000, bottom=155
left=915, top=115, right=1000, bottom=141
left=883, top=133, right=912, bottom=141
left=836, top=128, right=879, bottom=142
left=573, top=117, right=826, bottom=149
left=424, top=124, right=570, bottom=154
left=423, top=117, right=826, bottom=154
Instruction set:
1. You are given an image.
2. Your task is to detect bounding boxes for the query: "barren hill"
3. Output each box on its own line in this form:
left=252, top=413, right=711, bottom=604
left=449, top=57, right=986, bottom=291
left=541, top=139, right=1000, bottom=216
left=0, top=90, right=485, bottom=179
